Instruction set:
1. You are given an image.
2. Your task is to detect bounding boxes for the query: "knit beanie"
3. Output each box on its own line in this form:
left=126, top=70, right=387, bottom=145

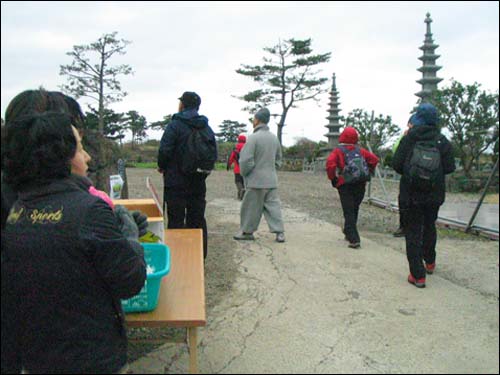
left=255, top=108, right=271, bottom=124
left=409, top=103, right=439, bottom=127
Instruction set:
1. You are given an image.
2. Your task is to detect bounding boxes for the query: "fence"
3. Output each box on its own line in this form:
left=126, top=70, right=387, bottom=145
left=366, top=158, right=499, bottom=240
left=302, top=154, right=499, bottom=240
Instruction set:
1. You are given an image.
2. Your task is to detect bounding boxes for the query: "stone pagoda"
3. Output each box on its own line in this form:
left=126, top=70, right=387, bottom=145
left=415, top=13, right=443, bottom=103
left=324, top=73, right=343, bottom=152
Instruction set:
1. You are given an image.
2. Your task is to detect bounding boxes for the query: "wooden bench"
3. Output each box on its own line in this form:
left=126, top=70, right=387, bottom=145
left=125, top=229, right=206, bottom=374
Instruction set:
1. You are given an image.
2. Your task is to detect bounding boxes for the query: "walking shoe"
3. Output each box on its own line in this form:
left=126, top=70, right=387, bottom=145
left=233, top=232, right=255, bottom=241
left=276, top=232, right=285, bottom=243
left=348, top=242, right=361, bottom=249
left=393, top=227, right=406, bottom=237
left=425, top=262, right=436, bottom=274
left=408, top=274, right=426, bottom=288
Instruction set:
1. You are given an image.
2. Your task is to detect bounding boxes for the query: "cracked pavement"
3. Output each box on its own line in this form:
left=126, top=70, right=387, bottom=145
left=128, top=196, right=499, bottom=374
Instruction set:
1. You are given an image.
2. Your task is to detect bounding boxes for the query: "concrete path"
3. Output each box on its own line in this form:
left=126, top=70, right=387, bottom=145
left=128, top=198, right=499, bottom=374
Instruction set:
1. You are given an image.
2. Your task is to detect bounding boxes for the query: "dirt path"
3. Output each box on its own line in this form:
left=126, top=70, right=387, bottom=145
left=125, top=169, right=499, bottom=373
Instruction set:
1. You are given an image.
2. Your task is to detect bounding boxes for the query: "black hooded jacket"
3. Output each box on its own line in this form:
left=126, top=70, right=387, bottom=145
left=157, top=108, right=217, bottom=196
left=393, top=125, right=455, bottom=206
left=2, top=177, right=146, bottom=373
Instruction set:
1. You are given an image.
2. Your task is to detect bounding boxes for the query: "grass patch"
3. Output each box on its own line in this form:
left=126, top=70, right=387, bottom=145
left=484, top=194, right=499, bottom=204
left=128, top=162, right=228, bottom=170
left=128, top=162, right=158, bottom=169
left=437, top=226, right=490, bottom=241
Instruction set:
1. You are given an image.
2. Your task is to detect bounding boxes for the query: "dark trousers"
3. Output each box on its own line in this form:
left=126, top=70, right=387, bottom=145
left=235, top=174, right=245, bottom=200
left=1, top=261, right=21, bottom=374
left=338, top=183, right=366, bottom=244
left=398, top=194, right=410, bottom=229
left=165, top=188, right=208, bottom=259
left=404, top=203, right=440, bottom=279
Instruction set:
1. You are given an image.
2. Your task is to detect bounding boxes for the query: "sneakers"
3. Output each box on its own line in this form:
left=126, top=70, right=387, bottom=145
left=276, top=232, right=285, bottom=243
left=408, top=274, right=426, bottom=288
left=348, top=242, right=361, bottom=249
left=393, top=227, right=406, bottom=237
left=233, top=232, right=255, bottom=241
left=425, top=262, right=436, bottom=274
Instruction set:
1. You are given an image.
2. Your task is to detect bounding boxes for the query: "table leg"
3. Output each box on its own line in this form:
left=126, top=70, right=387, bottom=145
left=188, top=327, right=198, bottom=374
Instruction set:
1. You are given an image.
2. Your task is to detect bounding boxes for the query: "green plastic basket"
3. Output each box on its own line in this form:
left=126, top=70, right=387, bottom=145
left=122, top=243, right=171, bottom=313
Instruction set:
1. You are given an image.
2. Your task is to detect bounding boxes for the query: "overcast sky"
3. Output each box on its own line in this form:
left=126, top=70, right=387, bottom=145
left=1, top=1, right=499, bottom=146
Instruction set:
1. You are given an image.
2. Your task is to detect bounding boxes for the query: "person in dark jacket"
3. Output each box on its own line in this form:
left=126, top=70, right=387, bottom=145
left=2, top=112, right=146, bottom=374
left=326, top=127, right=379, bottom=249
left=1, top=89, right=87, bottom=374
left=157, top=92, right=217, bottom=259
left=227, top=134, right=247, bottom=200
left=1, top=89, right=85, bottom=230
left=393, top=103, right=455, bottom=288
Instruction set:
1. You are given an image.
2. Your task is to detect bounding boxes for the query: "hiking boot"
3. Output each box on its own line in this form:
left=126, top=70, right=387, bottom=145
left=348, top=242, right=361, bottom=249
left=408, top=274, right=426, bottom=288
left=393, top=227, right=406, bottom=237
left=233, top=232, right=255, bottom=241
left=276, top=232, right=285, bottom=243
left=425, top=262, right=436, bottom=274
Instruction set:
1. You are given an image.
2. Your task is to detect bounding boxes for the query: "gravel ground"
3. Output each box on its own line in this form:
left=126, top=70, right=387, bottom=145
left=124, top=168, right=497, bottom=363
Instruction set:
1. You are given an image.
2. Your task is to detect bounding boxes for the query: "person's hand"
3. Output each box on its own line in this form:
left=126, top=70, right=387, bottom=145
left=131, top=210, right=149, bottom=237
left=114, top=205, right=139, bottom=243
left=331, top=177, right=338, bottom=188
left=157, top=168, right=164, bottom=174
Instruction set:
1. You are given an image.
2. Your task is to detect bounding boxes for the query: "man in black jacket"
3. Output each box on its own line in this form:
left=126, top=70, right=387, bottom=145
left=157, top=92, right=217, bottom=259
left=393, top=103, right=455, bottom=288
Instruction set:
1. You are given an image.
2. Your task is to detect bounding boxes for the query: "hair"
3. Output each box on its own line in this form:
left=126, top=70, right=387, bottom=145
left=2, top=112, right=77, bottom=190
left=5, top=89, right=85, bottom=128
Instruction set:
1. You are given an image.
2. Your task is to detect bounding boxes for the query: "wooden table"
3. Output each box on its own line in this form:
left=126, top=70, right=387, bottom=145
left=125, top=229, right=206, bottom=374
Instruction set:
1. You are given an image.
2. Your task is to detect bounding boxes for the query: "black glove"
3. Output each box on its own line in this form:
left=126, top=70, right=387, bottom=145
left=114, top=205, right=139, bottom=243
left=131, top=210, right=149, bottom=238
left=331, top=177, right=338, bottom=188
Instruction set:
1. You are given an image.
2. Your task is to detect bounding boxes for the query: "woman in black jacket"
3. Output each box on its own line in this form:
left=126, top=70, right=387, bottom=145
left=2, top=112, right=146, bottom=373
left=393, top=103, right=455, bottom=288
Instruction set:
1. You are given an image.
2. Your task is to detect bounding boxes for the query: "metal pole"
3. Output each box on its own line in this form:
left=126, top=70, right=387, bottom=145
left=367, top=110, right=392, bottom=209
left=466, top=156, right=499, bottom=232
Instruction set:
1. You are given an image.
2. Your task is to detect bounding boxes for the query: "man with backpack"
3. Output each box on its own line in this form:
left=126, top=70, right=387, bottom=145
left=158, top=91, right=217, bottom=259
left=393, top=103, right=455, bottom=288
left=227, top=134, right=247, bottom=201
left=326, top=127, right=379, bottom=249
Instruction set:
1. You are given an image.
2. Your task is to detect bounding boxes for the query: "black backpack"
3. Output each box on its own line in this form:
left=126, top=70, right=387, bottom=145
left=340, top=146, right=371, bottom=184
left=407, top=137, right=442, bottom=192
left=180, top=125, right=217, bottom=175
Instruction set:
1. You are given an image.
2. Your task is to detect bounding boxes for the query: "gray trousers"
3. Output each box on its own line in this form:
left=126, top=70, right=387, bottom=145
left=240, top=188, right=284, bottom=233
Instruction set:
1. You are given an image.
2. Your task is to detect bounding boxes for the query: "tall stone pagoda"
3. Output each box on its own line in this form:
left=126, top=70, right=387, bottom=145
left=415, top=13, right=443, bottom=103
left=324, top=73, right=343, bottom=151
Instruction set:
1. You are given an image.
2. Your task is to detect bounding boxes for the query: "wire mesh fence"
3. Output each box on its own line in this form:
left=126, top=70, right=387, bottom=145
left=366, top=163, right=499, bottom=240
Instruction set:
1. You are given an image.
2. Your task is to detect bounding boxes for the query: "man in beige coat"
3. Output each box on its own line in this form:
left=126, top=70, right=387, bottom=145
left=233, top=108, right=285, bottom=243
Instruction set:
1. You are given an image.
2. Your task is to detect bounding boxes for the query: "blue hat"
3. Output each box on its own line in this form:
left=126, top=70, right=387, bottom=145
left=409, top=103, right=439, bottom=127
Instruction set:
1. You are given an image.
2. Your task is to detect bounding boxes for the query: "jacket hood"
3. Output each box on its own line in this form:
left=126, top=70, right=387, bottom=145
left=339, top=127, right=359, bottom=144
left=174, top=108, right=209, bottom=130
left=408, top=125, right=441, bottom=142
left=237, top=134, right=247, bottom=143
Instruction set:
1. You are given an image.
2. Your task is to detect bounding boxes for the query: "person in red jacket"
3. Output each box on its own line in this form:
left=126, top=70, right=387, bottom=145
left=326, top=127, right=379, bottom=248
left=227, top=134, right=247, bottom=200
